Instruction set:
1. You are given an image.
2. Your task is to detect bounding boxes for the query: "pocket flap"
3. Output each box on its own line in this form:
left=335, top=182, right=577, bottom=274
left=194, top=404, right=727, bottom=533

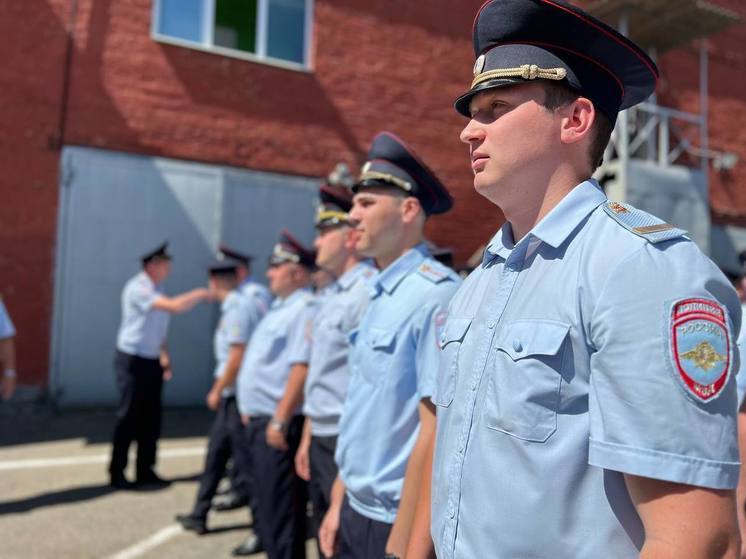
left=497, top=320, right=569, bottom=360
left=367, top=327, right=397, bottom=350
left=440, top=317, right=472, bottom=348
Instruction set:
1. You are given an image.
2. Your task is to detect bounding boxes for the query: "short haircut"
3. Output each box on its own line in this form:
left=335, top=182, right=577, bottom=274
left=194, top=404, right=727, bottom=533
left=539, top=82, right=614, bottom=173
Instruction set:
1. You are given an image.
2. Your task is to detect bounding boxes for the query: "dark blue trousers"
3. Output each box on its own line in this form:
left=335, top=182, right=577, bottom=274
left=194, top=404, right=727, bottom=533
left=338, top=497, right=392, bottom=559
left=109, top=350, right=163, bottom=480
left=239, top=415, right=307, bottom=559
left=191, top=396, right=249, bottom=518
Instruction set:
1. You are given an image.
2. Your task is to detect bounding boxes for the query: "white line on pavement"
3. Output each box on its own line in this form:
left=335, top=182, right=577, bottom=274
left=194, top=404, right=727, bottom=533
left=105, top=524, right=184, bottom=559
left=0, top=447, right=206, bottom=471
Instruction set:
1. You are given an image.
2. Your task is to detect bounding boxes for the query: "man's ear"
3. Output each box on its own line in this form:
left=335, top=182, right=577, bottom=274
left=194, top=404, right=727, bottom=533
left=343, top=226, right=359, bottom=251
left=401, top=196, right=424, bottom=225
left=560, top=97, right=595, bottom=146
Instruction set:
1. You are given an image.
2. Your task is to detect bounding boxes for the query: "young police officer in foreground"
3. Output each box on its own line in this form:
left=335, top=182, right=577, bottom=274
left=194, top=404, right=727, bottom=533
left=429, top=1, right=742, bottom=557
left=319, top=132, right=460, bottom=558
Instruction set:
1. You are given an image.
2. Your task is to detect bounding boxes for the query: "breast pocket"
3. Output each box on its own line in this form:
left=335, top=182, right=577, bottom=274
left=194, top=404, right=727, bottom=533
left=433, top=317, right=472, bottom=408
left=483, top=320, right=570, bottom=442
left=360, top=326, right=397, bottom=385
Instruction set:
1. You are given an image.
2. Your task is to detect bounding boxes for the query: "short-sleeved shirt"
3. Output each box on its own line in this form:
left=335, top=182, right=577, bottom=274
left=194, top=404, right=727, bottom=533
left=240, top=278, right=272, bottom=316
left=336, top=245, right=461, bottom=523
left=0, top=299, right=16, bottom=339
left=116, top=272, right=170, bottom=359
left=431, top=180, right=741, bottom=559
left=236, top=288, right=316, bottom=417
left=303, top=261, right=376, bottom=437
left=214, top=290, right=265, bottom=397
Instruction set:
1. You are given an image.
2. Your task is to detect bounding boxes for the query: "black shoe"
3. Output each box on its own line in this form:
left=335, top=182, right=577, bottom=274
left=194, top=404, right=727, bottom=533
left=136, top=470, right=171, bottom=487
left=109, top=475, right=136, bottom=490
left=231, top=532, right=262, bottom=556
left=175, top=513, right=207, bottom=535
left=212, top=491, right=248, bottom=512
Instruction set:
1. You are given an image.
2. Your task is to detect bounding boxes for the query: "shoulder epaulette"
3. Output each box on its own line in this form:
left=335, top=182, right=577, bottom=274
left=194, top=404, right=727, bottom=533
left=417, top=261, right=451, bottom=283
left=602, top=201, right=687, bottom=244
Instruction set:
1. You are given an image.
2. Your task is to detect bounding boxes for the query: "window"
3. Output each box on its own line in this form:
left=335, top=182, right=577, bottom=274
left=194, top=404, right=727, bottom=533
left=152, top=0, right=312, bottom=69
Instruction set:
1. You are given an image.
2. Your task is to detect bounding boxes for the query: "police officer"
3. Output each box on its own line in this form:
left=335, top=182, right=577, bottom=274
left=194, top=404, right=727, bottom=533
left=319, top=132, right=460, bottom=559
left=212, top=244, right=271, bottom=513
left=293, top=177, right=376, bottom=553
left=219, top=245, right=272, bottom=316
left=109, top=242, right=210, bottom=489
left=0, top=296, right=17, bottom=400
left=232, top=230, right=317, bottom=558
left=429, top=1, right=742, bottom=557
left=176, top=258, right=265, bottom=533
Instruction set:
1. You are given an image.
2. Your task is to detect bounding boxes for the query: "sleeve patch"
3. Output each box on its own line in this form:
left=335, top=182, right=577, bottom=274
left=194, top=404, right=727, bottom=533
left=667, top=298, right=731, bottom=403
left=603, top=201, right=687, bottom=244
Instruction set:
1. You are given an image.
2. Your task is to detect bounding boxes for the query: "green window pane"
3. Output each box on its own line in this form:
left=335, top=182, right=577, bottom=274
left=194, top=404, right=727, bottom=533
left=214, top=0, right=257, bottom=53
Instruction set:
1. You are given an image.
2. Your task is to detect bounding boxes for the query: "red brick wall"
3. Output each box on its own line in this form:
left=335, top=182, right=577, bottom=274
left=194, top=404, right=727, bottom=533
left=61, top=0, right=493, bottom=260
left=0, top=0, right=69, bottom=387
left=3, top=0, right=745, bottom=387
left=654, top=0, right=746, bottom=224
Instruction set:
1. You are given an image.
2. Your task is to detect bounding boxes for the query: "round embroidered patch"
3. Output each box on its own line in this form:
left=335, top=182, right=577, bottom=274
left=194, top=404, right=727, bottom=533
left=669, top=298, right=731, bottom=403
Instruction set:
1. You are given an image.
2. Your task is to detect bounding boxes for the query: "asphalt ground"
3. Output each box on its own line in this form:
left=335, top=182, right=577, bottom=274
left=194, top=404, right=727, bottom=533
left=0, top=407, right=319, bottom=559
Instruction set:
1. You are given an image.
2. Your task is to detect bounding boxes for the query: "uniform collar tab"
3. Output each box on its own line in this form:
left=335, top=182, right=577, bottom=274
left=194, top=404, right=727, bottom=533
left=377, top=244, right=428, bottom=294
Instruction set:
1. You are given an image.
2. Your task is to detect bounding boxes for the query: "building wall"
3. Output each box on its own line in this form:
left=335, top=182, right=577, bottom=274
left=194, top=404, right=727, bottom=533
left=652, top=0, right=746, bottom=225
left=2, top=0, right=745, bottom=387
left=0, top=0, right=70, bottom=388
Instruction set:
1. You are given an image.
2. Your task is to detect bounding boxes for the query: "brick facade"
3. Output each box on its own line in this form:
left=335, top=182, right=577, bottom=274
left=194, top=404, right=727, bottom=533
left=1, top=0, right=744, bottom=387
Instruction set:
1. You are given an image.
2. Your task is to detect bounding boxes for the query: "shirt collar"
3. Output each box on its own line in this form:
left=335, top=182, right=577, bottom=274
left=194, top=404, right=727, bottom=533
left=338, top=260, right=375, bottom=291
left=373, top=244, right=428, bottom=296
left=483, top=180, right=606, bottom=266
left=138, top=271, right=157, bottom=288
left=272, top=287, right=310, bottom=309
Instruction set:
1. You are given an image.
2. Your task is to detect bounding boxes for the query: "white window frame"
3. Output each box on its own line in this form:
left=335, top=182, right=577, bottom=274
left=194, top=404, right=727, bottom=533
left=151, top=0, right=314, bottom=72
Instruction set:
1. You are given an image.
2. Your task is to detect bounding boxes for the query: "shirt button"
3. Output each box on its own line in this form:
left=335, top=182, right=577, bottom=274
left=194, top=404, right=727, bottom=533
left=512, top=339, right=523, bottom=352
left=487, top=320, right=496, bottom=329
left=448, top=507, right=455, bottom=519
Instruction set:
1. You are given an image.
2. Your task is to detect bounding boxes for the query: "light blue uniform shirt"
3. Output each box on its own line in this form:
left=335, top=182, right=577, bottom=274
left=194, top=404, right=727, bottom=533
left=303, top=261, right=376, bottom=437
left=214, top=290, right=264, bottom=398
left=336, top=245, right=460, bottom=523
left=240, top=278, right=272, bottom=316
left=236, top=288, right=316, bottom=417
left=432, top=180, right=741, bottom=559
left=116, top=272, right=170, bottom=359
left=0, top=299, right=15, bottom=339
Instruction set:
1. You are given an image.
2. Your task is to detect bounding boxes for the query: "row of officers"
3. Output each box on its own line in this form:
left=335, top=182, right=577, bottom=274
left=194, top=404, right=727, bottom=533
left=109, top=1, right=746, bottom=558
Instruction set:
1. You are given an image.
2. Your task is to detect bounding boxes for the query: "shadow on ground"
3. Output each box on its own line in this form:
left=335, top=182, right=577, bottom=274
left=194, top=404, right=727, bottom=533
left=0, top=473, right=202, bottom=515
left=0, top=406, right=214, bottom=448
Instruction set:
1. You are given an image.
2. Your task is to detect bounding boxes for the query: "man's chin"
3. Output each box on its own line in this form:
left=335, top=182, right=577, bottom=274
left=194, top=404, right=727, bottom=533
left=473, top=175, right=503, bottom=204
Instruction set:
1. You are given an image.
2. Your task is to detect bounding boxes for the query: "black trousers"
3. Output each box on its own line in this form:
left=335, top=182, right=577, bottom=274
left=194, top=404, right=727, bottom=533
left=191, top=396, right=249, bottom=518
left=338, top=497, right=392, bottom=559
left=308, top=435, right=338, bottom=547
left=241, top=415, right=307, bottom=559
left=109, top=350, right=163, bottom=479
